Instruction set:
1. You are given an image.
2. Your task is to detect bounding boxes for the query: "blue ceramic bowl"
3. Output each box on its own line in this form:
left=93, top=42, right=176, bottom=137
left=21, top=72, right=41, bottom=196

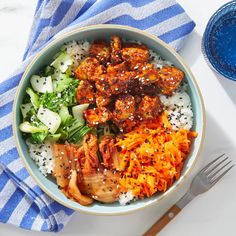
left=202, top=1, right=236, bottom=81
left=13, top=25, right=205, bottom=215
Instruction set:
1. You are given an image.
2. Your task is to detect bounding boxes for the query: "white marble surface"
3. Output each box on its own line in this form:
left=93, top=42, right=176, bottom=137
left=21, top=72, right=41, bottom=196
left=1, top=0, right=236, bottom=235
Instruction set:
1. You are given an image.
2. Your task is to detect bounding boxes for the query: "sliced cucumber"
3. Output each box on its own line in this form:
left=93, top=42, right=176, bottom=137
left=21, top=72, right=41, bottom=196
left=26, top=87, right=39, bottom=109
left=37, top=107, right=61, bottom=134
left=30, top=75, right=53, bottom=93
left=20, top=103, right=32, bottom=119
left=72, top=104, right=89, bottom=125
left=51, top=52, right=73, bottom=73
left=59, top=105, right=71, bottom=124
left=19, top=121, right=48, bottom=133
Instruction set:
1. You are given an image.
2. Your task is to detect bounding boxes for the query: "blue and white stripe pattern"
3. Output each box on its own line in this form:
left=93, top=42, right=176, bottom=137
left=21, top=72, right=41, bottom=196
left=0, top=0, right=195, bottom=232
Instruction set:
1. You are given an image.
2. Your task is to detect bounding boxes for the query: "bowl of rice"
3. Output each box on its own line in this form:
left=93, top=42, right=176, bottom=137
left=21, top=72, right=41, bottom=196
left=13, top=25, right=205, bottom=215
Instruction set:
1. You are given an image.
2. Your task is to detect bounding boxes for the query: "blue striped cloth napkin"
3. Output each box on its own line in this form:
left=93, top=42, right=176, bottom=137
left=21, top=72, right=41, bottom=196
left=0, top=0, right=195, bottom=232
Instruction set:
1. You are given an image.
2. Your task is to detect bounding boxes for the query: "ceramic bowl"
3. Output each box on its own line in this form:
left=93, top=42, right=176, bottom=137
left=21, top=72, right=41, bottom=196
left=13, top=24, right=205, bottom=215
left=202, top=1, right=236, bottom=81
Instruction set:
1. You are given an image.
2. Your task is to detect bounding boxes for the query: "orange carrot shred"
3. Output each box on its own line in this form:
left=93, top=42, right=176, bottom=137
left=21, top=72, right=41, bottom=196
left=116, top=112, right=197, bottom=199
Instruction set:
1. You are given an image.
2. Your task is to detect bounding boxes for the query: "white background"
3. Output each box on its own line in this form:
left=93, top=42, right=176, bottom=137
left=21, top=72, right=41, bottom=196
left=0, top=0, right=236, bottom=235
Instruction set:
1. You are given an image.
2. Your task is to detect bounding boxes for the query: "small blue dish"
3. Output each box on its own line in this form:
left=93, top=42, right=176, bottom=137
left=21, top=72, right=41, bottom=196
left=202, top=1, right=236, bottom=81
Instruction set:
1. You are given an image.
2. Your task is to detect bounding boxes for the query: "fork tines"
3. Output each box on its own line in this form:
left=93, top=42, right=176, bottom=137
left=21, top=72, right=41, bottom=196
left=201, top=153, right=234, bottom=185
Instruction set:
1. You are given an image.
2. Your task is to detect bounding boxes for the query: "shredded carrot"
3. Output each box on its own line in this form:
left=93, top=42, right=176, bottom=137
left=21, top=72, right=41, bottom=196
left=116, top=112, right=197, bottom=199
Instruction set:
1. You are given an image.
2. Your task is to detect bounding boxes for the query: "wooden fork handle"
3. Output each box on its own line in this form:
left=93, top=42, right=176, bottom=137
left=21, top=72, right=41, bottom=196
left=143, top=205, right=181, bottom=236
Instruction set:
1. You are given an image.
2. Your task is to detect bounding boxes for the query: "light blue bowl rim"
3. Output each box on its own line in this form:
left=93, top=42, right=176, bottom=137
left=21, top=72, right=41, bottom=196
left=13, top=24, right=206, bottom=215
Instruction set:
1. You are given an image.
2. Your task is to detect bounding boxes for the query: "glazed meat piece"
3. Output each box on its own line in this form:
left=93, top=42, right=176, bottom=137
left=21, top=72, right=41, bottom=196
left=130, top=83, right=159, bottom=97
left=74, top=57, right=104, bottom=81
left=157, top=66, right=185, bottom=95
left=95, top=92, right=111, bottom=107
left=110, top=35, right=122, bottom=65
left=129, top=61, right=153, bottom=71
left=136, top=63, right=159, bottom=85
left=89, top=40, right=111, bottom=64
left=99, top=135, right=120, bottom=169
left=76, top=80, right=95, bottom=104
left=95, top=71, right=136, bottom=97
left=121, top=43, right=150, bottom=66
left=113, top=95, right=136, bottom=121
left=78, top=169, right=120, bottom=203
left=134, top=95, right=142, bottom=104
left=127, top=63, right=159, bottom=95
left=115, top=119, right=137, bottom=133
left=113, top=95, right=137, bottom=132
left=141, top=84, right=159, bottom=96
left=107, top=61, right=128, bottom=74
left=137, top=96, right=163, bottom=120
left=84, top=107, right=111, bottom=126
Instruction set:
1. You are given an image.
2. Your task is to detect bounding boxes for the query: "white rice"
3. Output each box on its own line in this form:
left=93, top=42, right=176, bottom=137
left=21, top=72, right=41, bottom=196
left=119, top=191, right=134, bottom=206
left=62, top=40, right=91, bottom=69
left=26, top=140, right=54, bottom=176
left=149, top=49, right=173, bottom=68
left=150, top=50, right=193, bottom=131
left=160, top=87, right=193, bottom=131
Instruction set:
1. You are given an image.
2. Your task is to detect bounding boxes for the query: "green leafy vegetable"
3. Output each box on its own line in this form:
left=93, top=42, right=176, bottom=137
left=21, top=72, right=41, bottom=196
left=67, top=126, right=91, bottom=143
left=29, top=132, right=48, bottom=144
left=72, top=103, right=89, bottom=124
left=24, top=106, right=37, bottom=123
left=51, top=51, right=73, bottom=73
left=61, top=79, right=79, bottom=106
left=39, top=79, right=79, bottom=112
left=44, top=66, right=55, bottom=76
left=26, top=87, right=39, bottom=109
left=19, top=50, right=89, bottom=145
left=19, top=121, right=48, bottom=133
left=37, top=107, right=61, bottom=134
left=47, top=133, right=61, bottom=142
left=58, top=117, right=82, bottom=140
left=39, top=92, right=61, bottom=112
left=30, top=75, right=53, bottom=93
left=58, top=116, right=90, bottom=143
left=20, top=103, right=32, bottom=119
left=59, top=105, right=72, bottom=124
left=67, top=119, right=84, bottom=138
left=53, top=74, right=73, bottom=92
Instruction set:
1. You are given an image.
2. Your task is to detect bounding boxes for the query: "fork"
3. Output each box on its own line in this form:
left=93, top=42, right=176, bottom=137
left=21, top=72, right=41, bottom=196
left=143, top=154, right=234, bottom=236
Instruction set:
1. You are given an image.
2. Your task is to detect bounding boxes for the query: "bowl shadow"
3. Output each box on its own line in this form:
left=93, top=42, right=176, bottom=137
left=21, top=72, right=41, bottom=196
left=213, top=71, right=236, bottom=107
left=179, top=30, right=202, bottom=67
